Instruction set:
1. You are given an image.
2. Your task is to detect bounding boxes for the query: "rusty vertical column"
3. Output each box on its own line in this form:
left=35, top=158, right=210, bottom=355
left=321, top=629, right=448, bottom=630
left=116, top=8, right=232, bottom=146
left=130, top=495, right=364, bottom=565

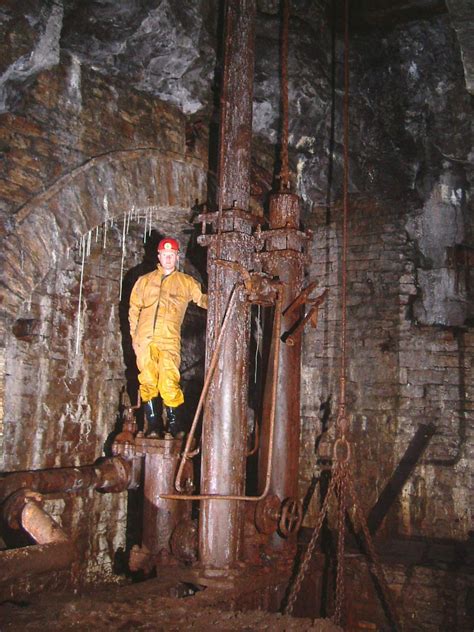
left=197, top=0, right=257, bottom=571
left=259, top=191, right=308, bottom=555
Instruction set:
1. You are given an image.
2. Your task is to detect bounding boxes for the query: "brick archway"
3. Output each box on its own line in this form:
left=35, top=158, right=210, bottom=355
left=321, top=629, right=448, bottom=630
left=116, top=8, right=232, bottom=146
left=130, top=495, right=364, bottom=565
left=0, top=149, right=206, bottom=467
left=1, top=149, right=206, bottom=319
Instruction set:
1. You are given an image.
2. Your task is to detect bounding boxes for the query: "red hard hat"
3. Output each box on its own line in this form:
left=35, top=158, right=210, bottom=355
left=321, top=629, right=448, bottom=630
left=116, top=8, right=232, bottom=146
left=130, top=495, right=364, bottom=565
left=158, top=237, right=180, bottom=252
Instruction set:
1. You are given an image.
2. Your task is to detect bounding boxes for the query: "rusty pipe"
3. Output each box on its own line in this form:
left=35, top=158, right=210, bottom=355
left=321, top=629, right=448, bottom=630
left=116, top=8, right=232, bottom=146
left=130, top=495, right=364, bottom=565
left=162, top=289, right=282, bottom=502
left=0, top=456, right=133, bottom=506
left=22, top=499, right=69, bottom=544
left=4, top=490, right=69, bottom=543
left=174, top=286, right=239, bottom=492
left=0, top=490, right=74, bottom=583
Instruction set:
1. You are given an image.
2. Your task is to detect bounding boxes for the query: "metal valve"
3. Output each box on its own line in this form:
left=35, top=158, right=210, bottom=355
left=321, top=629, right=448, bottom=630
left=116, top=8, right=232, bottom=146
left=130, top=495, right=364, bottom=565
left=278, top=497, right=303, bottom=537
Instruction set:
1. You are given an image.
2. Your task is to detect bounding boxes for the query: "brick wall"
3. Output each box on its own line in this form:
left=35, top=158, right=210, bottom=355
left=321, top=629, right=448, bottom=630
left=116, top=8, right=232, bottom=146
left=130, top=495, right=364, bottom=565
left=300, top=195, right=473, bottom=541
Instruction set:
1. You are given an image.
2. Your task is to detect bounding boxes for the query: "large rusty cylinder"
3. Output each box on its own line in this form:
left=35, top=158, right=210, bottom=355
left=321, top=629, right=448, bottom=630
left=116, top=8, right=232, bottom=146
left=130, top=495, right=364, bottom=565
left=257, top=190, right=311, bottom=552
left=197, top=0, right=257, bottom=571
left=137, top=437, right=193, bottom=556
left=258, top=285, right=302, bottom=498
left=0, top=457, right=133, bottom=505
left=217, top=0, right=256, bottom=210
left=259, top=229, right=309, bottom=254
left=197, top=209, right=262, bottom=239
left=269, top=191, right=300, bottom=230
left=203, top=232, right=256, bottom=357
left=199, top=285, right=250, bottom=569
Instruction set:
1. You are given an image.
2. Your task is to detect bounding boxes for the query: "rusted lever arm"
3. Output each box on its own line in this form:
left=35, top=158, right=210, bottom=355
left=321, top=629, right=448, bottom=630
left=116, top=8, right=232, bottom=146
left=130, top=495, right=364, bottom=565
left=284, top=288, right=328, bottom=346
left=283, top=280, right=319, bottom=316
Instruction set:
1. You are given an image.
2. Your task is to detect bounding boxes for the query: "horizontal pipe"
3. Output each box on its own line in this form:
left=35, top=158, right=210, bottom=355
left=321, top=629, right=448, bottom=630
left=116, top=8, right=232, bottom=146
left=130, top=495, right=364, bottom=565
left=0, top=457, right=132, bottom=505
left=0, top=459, right=132, bottom=586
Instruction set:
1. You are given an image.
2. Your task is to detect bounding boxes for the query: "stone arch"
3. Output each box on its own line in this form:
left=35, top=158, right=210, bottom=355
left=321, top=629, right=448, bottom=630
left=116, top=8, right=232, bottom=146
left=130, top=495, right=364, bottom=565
left=0, top=149, right=207, bottom=468
left=1, top=149, right=207, bottom=319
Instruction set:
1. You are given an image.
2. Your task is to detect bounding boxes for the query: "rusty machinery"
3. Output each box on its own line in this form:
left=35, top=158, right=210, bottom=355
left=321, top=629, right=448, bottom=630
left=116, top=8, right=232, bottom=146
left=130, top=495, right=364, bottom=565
left=0, top=0, right=326, bottom=604
left=111, top=0, right=326, bottom=595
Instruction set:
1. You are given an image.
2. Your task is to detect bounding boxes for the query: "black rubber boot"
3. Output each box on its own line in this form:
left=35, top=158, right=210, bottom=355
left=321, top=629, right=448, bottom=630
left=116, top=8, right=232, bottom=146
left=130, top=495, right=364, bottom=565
left=144, top=398, right=162, bottom=437
left=166, top=406, right=183, bottom=438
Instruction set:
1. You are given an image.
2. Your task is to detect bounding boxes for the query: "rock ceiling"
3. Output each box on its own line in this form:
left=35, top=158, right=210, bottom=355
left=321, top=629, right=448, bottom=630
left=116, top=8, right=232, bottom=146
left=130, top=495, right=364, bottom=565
left=1, top=0, right=472, bottom=121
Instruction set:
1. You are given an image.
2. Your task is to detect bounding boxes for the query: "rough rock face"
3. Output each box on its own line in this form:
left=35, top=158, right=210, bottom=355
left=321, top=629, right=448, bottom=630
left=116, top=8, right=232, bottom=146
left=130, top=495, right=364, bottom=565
left=348, top=15, right=473, bottom=326
left=0, top=0, right=218, bottom=116
left=61, top=0, right=218, bottom=115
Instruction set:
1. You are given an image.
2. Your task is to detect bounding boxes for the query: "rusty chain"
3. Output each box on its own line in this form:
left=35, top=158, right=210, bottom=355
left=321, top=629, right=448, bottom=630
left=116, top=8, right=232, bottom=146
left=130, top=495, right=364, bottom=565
left=284, top=459, right=342, bottom=615
left=283, top=0, right=401, bottom=627
left=334, top=459, right=348, bottom=626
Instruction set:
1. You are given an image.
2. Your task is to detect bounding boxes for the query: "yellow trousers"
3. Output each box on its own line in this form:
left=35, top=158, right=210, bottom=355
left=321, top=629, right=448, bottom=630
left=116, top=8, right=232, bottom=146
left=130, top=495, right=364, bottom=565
left=136, top=341, right=184, bottom=408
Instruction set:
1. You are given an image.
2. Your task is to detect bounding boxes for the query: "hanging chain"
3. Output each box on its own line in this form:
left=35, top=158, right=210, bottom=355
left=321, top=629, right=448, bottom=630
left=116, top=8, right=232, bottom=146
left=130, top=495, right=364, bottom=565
left=283, top=1, right=401, bottom=628
left=337, top=0, right=350, bottom=430
left=333, top=463, right=348, bottom=626
left=279, top=0, right=290, bottom=190
left=284, top=462, right=343, bottom=615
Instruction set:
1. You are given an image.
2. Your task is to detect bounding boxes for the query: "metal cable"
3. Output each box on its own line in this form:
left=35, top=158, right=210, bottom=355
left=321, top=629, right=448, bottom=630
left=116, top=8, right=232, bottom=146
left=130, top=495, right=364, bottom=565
left=337, top=0, right=350, bottom=433
left=279, top=0, right=290, bottom=190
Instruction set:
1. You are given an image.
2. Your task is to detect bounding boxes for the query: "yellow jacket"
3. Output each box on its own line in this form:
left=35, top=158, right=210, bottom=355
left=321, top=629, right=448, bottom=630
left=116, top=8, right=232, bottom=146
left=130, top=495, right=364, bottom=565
left=129, top=265, right=208, bottom=354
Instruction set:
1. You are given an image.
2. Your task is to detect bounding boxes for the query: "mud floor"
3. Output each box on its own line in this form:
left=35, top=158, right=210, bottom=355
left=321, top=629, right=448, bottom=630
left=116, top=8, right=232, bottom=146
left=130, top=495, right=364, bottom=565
left=0, top=578, right=342, bottom=631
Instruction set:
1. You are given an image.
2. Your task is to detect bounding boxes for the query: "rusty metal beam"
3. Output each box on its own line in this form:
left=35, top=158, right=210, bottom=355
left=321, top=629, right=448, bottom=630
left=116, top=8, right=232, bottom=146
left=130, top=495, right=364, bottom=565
left=0, top=541, right=75, bottom=583
left=367, top=422, right=436, bottom=535
left=0, top=490, right=75, bottom=584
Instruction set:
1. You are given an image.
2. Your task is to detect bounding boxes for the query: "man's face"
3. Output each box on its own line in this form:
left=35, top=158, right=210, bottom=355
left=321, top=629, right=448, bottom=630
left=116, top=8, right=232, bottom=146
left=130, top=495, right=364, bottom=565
left=158, top=248, right=178, bottom=274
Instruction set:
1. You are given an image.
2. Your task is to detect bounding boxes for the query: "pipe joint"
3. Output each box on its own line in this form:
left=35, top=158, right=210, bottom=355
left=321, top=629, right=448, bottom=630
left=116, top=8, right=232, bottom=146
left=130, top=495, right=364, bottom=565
left=3, top=489, right=43, bottom=530
left=94, top=457, right=132, bottom=493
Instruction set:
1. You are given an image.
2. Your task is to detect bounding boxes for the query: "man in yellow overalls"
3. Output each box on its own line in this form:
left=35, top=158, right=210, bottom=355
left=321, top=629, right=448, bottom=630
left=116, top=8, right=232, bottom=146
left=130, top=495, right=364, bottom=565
left=129, top=237, right=208, bottom=437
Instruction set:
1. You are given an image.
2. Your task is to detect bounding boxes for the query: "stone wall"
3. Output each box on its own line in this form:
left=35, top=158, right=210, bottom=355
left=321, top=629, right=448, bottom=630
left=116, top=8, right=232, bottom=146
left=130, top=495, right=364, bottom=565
left=300, top=195, right=473, bottom=541
left=294, top=16, right=473, bottom=626
left=0, top=58, right=207, bottom=584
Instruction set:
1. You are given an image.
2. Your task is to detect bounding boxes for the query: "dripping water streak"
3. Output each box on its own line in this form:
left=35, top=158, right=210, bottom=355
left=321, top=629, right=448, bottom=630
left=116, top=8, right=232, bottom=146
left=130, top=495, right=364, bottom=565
left=119, top=213, right=127, bottom=300
left=255, top=304, right=261, bottom=383
left=75, top=237, right=87, bottom=355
